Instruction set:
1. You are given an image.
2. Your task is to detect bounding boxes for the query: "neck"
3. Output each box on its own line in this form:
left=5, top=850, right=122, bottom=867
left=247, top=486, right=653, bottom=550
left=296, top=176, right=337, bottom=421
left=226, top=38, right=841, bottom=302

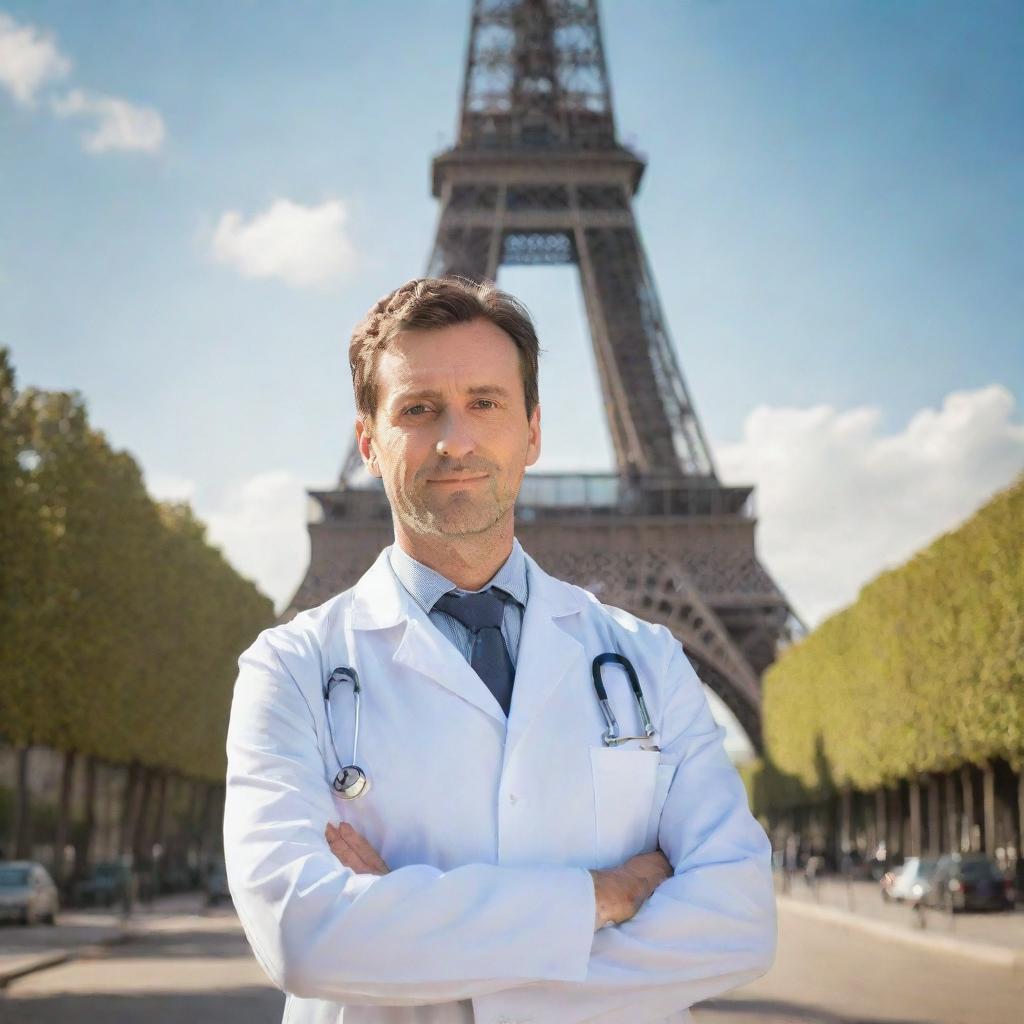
left=393, top=512, right=515, bottom=590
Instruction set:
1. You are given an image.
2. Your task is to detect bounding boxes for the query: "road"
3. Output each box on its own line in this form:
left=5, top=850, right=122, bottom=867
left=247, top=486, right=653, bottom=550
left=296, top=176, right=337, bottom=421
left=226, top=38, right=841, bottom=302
left=1, top=900, right=1022, bottom=1023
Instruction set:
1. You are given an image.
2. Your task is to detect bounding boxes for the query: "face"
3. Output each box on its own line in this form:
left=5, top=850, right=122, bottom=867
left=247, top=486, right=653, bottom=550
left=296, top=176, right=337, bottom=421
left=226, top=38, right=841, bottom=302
left=355, top=318, right=541, bottom=538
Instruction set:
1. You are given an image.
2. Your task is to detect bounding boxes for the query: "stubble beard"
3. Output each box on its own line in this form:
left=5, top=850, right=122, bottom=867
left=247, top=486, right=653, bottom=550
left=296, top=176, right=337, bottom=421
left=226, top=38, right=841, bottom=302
left=398, top=475, right=514, bottom=539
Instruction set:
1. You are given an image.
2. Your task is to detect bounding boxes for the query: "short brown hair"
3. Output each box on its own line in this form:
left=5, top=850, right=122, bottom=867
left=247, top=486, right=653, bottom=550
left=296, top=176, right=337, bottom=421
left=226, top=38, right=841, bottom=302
left=348, top=276, right=541, bottom=422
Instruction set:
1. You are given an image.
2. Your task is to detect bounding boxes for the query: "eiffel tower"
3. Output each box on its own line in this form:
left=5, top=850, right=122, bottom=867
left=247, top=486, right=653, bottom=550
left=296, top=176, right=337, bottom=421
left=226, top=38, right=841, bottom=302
left=284, top=0, right=802, bottom=754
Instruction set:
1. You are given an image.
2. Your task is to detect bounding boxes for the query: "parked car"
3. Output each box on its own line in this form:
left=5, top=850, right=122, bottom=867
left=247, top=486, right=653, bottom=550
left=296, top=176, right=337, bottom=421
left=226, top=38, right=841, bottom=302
left=915, top=853, right=1016, bottom=913
left=882, top=856, right=939, bottom=903
left=0, top=861, right=59, bottom=925
left=73, top=861, right=131, bottom=908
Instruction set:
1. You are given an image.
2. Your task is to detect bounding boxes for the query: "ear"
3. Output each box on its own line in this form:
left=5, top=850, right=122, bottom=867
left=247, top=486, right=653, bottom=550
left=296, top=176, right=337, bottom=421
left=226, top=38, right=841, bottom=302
left=355, top=417, right=381, bottom=478
left=524, top=403, right=541, bottom=468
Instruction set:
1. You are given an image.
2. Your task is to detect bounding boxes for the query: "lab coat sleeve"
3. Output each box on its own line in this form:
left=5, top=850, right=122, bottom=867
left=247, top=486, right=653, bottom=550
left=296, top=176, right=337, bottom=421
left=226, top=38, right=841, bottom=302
left=222, top=635, right=598, bottom=1005
left=471, top=638, right=778, bottom=1024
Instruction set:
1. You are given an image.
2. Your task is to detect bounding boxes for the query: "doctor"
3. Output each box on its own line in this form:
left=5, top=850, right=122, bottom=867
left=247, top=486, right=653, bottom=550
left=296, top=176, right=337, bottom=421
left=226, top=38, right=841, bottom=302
left=223, top=276, right=777, bottom=1024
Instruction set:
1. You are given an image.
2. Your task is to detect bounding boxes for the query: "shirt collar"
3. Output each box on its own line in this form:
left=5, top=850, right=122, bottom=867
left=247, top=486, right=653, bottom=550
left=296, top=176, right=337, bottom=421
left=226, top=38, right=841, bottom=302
left=387, top=536, right=529, bottom=614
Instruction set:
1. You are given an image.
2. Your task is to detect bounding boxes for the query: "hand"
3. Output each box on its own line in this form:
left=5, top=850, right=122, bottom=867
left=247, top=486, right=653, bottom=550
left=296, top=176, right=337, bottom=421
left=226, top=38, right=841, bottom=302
left=325, top=821, right=390, bottom=876
left=590, top=849, right=672, bottom=931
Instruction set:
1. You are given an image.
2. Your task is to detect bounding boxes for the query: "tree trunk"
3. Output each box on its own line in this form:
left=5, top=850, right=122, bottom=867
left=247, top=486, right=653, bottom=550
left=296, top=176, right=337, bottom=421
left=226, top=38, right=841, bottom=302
left=197, top=783, right=225, bottom=869
left=888, top=785, right=903, bottom=858
left=161, top=774, right=180, bottom=865
left=840, top=785, right=852, bottom=856
left=180, top=777, right=200, bottom=878
left=908, top=777, right=922, bottom=857
left=74, top=755, right=97, bottom=882
left=194, top=781, right=214, bottom=869
left=52, top=750, right=77, bottom=886
left=945, top=771, right=959, bottom=853
left=1017, top=767, right=1024, bottom=854
left=926, top=773, right=941, bottom=856
left=118, top=761, right=141, bottom=856
left=1017, top=767, right=1024, bottom=885
left=151, top=771, right=169, bottom=854
left=874, top=789, right=886, bottom=855
left=961, top=764, right=976, bottom=852
left=12, top=746, right=32, bottom=859
left=132, top=766, right=156, bottom=862
left=982, top=760, right=996, bottom=854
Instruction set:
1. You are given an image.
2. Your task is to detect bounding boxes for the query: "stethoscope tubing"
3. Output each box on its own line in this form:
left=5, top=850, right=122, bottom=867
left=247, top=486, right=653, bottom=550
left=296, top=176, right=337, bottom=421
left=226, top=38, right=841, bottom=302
left=591, top=652, right=659, bottom=749
left=324, top=667, right=369, bottom=798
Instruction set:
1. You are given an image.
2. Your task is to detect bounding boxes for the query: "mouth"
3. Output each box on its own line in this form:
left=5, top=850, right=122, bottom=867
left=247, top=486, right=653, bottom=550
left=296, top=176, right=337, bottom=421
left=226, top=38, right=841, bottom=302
left=427, top=475, right=488, bottom=485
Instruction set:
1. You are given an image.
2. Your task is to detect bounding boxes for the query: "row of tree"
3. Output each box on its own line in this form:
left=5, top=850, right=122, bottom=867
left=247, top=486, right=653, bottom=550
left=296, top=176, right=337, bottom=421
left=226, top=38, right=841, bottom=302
left=742, top=472, right=1024, bottom=815
left=1, top=346, right=275, bottom=859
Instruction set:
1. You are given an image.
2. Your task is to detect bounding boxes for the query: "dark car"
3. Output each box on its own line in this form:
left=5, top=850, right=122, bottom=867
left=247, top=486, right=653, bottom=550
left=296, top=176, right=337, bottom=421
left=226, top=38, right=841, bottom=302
left=73, top=862, right=131, bottom=907
left=915, top=853, right=1016, bottom=913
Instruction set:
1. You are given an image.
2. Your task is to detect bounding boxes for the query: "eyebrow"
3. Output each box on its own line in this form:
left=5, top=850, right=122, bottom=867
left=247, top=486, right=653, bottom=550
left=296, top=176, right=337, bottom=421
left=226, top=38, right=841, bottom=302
left=391, top=385, right=512, bottom=405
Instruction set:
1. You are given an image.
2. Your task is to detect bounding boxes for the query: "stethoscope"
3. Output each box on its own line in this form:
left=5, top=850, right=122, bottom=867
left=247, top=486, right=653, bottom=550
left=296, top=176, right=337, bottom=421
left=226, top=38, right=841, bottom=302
left=323, top=666, right=369, bottom=799
left=323, top=650, right=659, bottom=800
left=591, top=652, right=660, bottom=751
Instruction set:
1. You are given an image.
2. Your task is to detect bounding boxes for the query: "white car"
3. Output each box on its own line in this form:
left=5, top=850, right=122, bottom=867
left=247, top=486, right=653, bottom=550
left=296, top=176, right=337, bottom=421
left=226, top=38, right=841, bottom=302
left=0, top=861, right=60, bottom=925
left=883, top=856, right=938, bottom=903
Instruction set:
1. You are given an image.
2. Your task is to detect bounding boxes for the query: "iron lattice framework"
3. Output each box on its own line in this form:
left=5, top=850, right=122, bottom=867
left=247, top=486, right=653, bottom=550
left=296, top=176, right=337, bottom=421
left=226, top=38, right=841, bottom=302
left=289, top=0, right=802, bottom=755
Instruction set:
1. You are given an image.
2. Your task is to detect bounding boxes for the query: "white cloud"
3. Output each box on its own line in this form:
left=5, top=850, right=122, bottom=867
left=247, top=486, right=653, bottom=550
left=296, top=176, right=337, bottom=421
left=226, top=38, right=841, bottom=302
left=715, top=384, right=1024, bottom=629
left=51, top=87, right=165, bottom=154
left=210, top=199, right=356, bottom=288
left=0, top=11, right=70, bottom=105
left=203, top=471, right=310, bottom=614
left=149, top=470, right=310, bottom=615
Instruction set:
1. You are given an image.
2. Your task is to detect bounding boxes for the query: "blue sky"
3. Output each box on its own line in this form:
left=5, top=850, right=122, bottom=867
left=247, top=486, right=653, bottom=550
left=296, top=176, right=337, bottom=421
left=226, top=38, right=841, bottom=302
left=3, top=2, right=1023, bottom=755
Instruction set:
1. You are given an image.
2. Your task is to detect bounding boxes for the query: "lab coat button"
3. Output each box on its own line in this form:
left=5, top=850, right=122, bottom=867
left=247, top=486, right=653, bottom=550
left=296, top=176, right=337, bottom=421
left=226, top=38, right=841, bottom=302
left=508, top=792, right=518, bottom=804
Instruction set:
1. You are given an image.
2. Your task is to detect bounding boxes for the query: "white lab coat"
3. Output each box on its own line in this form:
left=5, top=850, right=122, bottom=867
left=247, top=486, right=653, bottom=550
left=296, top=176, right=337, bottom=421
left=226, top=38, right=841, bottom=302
left=223, top=543, right=777, bottom=1024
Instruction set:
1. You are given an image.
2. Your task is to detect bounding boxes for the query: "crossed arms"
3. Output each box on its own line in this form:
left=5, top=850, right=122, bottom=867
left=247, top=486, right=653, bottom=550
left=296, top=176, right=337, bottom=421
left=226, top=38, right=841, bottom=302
left=222, top=635, right=777, bottom=1023
left=325, top=821, right=674, bottom=934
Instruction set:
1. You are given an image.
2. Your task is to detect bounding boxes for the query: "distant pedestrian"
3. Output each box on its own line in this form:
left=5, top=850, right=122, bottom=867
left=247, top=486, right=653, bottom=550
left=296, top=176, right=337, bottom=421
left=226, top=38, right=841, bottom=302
left=782, top=833, right=800, bottom=893
left=804, top=852, right=823, bottom=896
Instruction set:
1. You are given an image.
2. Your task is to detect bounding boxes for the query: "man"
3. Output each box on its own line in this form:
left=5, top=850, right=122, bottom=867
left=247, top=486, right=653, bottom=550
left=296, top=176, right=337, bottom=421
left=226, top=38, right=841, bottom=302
left=223, top=276, right=777, bottom=1024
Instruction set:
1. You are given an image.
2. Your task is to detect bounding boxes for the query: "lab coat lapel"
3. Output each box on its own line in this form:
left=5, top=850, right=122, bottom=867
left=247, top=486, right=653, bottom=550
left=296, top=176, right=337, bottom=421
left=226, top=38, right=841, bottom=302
left=350, top=548, right=506, bottom=725
left=505, top=551, right=588, bottom=757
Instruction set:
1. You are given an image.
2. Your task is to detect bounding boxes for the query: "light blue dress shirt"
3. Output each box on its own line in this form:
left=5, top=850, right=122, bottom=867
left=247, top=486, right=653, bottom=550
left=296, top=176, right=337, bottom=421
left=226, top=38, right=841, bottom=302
left=386, top=537, right=529, bottom=669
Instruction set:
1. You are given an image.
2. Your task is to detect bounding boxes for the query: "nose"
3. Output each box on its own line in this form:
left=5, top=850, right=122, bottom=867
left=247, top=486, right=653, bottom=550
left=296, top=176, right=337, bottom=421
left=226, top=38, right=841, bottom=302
left=434, top=407, right=476, bottom=462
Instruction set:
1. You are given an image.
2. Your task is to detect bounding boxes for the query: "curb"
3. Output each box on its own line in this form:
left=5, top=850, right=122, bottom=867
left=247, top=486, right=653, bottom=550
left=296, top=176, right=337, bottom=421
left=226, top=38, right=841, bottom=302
left=0, top=926, right=135, bottom=990
left=777, top=894, right=1024, bottom=970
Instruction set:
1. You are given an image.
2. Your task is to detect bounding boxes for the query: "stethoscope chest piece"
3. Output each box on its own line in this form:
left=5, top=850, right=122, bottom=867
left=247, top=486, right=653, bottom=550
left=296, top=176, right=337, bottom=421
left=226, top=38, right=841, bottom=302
left=333, top=764, right=370, bottom=799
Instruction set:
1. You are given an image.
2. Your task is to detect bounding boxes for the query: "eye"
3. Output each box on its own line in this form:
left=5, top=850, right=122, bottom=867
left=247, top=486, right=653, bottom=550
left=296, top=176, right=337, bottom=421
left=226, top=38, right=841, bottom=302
left=474, top=399, right=497, bottom=409
left=403, top=404, right=431, bottom=416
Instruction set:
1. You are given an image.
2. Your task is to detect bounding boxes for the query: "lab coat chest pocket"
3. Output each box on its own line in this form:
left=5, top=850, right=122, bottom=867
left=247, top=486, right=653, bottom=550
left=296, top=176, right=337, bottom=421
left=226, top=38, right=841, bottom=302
left=589, top=746, right=674, bottom=868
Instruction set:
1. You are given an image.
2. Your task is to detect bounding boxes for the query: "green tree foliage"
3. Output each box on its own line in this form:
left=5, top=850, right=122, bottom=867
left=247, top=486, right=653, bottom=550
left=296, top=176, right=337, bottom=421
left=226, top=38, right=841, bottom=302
left=747, top=473, right=1024, bottom=813
left=0, top=350, right=55, bottom=749
left=0, top=347, right=275, bottom=780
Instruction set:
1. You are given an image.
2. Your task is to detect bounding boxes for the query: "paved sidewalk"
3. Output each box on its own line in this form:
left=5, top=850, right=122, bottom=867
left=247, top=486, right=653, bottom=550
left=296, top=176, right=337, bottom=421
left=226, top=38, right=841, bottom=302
left=775, top=872, right=1024, bottom=968
left=0, top=892, right=210, bottom=988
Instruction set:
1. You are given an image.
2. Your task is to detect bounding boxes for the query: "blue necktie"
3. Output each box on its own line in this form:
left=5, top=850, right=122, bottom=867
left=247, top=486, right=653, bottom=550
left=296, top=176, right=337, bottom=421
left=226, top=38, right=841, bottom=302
left=433, top=587, right=515, bottom=716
